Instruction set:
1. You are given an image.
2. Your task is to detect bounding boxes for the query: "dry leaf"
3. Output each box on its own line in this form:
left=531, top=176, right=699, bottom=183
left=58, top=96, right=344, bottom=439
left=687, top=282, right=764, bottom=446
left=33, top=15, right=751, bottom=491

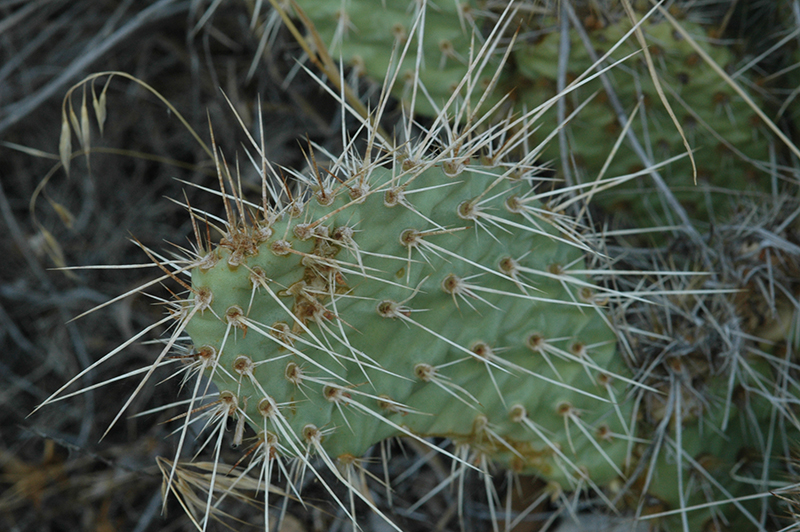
left=47, top=198, right=75, bottom=229
left=68, top=105, right=81, bottom=144
left=59, top=112, right=72, bottom=176
left=92, top=83, right=107, bottom=136
left=80, top=88, right=91, bottom=154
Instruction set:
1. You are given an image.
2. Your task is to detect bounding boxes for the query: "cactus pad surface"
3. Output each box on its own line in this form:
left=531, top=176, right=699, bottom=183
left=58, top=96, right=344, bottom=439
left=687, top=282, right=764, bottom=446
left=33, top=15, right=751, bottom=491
left=185, top=158, right=632, bottom=488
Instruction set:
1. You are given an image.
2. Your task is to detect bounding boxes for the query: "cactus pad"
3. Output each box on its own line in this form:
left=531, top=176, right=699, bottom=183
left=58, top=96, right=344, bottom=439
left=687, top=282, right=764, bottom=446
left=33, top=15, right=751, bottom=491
left=185, top=157, right=632, bottom=488
left=295, top=0, right=779, bottom=227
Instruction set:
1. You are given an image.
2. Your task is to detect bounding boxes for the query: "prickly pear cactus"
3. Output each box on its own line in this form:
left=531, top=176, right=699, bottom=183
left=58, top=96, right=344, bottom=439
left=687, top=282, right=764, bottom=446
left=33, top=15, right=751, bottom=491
left=175, top=141, right=792, bottom=530
left=512, top=13, right=775, bottom=226
left=296, top=0, right=483, bottom=117
left=292, top=0, right=779, bottom=227
left=186, top=159, right=631, bottom=487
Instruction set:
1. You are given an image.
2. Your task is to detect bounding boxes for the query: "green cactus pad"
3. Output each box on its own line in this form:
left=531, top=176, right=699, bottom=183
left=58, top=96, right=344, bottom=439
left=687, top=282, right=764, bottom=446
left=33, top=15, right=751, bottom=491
left=295, top=0, right=778, bottom=228
left=511, top=15, right=774, bottom=227
left=177, top=144, right=792, bottom=530
left=185, top=159, right=633, bottom=487
left=297, top=0, right=485, bottom=117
